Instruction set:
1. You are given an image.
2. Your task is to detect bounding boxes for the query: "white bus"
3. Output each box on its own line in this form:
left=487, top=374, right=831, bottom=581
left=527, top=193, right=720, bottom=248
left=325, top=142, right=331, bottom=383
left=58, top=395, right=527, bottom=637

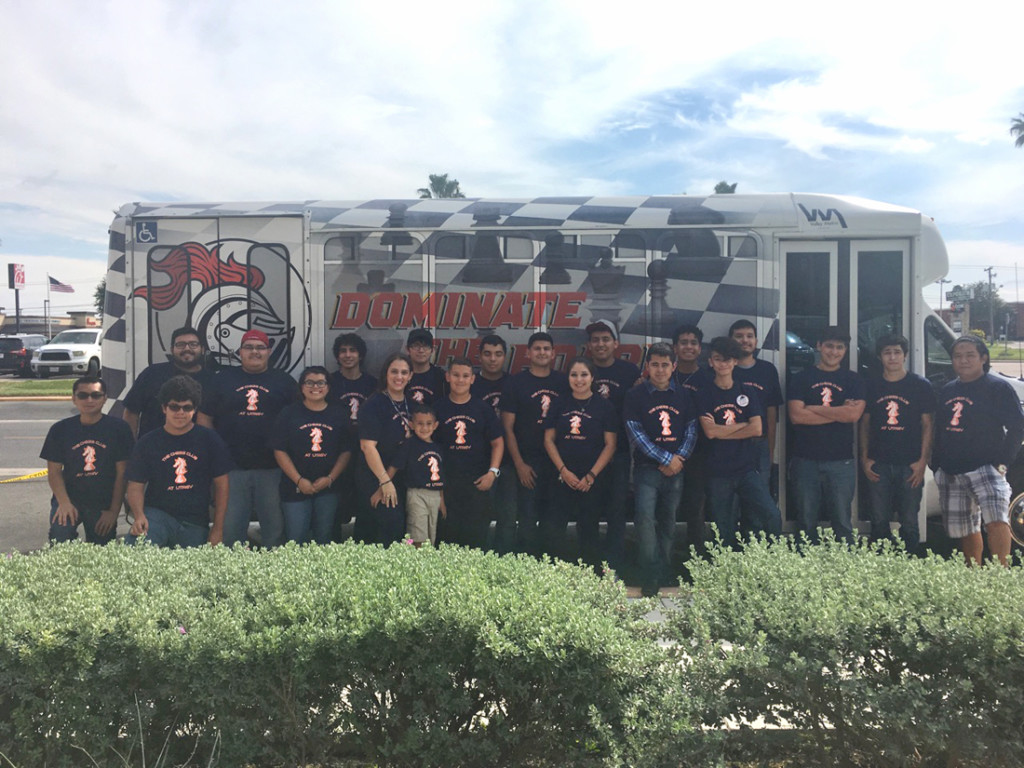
left=102, top=193, right=1008, bottom=538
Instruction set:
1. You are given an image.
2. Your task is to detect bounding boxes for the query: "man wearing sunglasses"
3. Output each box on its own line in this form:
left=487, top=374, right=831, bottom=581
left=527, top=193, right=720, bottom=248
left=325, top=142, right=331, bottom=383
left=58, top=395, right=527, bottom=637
left=126, top=376, right=232, bottom=547
left=197, top=329, right=297, bottom=547
left=40, top=376, right=135, bottom=544
left=122, top=327, right=215, bottom=438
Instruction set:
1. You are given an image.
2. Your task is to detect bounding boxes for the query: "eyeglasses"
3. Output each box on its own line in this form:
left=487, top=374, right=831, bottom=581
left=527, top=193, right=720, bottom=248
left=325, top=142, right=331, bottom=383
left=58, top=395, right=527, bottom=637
left=74, top=391, right=105, bottom=400
left=165, top=403, right=196, bottom=412
left=240, top=345, right=268, bottom=352
left=173, top=341, right=201, bottom=350
left=302, top=380, right=328, bottom=389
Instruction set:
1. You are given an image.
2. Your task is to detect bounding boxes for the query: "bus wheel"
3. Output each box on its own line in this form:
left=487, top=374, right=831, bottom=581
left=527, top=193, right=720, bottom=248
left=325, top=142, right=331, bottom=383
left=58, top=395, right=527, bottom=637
left=1009, top=493, right=1024, bottom=551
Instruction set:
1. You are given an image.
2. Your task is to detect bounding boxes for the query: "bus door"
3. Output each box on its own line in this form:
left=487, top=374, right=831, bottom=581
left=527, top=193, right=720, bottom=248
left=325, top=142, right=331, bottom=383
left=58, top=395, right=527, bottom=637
left=780, top=239, right=911, bottom=533
left=129, top=215, right=307, bottom=375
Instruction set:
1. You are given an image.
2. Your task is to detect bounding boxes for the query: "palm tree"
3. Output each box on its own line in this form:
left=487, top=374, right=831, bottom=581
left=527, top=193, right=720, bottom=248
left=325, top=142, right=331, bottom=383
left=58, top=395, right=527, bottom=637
left=714, top=181, right=738, bottom=194
left=417, top=173, right=466, bottom=199
left=1012, top=113, right=1024, bottom=148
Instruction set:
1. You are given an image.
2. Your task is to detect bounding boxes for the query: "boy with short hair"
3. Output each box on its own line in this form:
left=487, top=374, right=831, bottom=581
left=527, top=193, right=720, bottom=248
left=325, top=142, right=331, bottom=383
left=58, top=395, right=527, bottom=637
left=697, top=337, right=781, bottom=548
left=787, top=326, right=866, bottom=543
left=729, top=319, right=784, bottom=485
left=388, top=404, right=447, bottom=547
left=860, top=334, right=935, bottom=554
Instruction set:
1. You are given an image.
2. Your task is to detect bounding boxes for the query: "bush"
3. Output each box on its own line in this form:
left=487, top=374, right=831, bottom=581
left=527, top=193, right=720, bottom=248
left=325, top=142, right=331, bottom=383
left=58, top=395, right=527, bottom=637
left=667, top=536, right=1024, bottom=767
left=0, top=542, right=677, bottom=767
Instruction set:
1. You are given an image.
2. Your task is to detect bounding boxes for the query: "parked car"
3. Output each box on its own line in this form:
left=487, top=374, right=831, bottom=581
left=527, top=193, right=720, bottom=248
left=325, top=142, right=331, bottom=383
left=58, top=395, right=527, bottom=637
left=0, top=334, right=48, bottom=377
left=30, top=328, right=103, bottom=378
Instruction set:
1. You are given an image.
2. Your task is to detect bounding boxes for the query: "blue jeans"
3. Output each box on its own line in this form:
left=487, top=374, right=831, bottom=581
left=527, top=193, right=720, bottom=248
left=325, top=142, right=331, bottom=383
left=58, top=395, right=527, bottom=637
left=789, top=457, right=856, bottom=544
left=706, top=470, right=782, bottom=549
left=126, top=507, right=208, bottom=548
left=633, top=462, right=685, bottom=593
left=865, top=462, right=922, bottom=554
left=224, top=469, right=284, bottom=547
left=282, top=493, right=338, bottom=545
left=48, top=497, right=115, bottom=545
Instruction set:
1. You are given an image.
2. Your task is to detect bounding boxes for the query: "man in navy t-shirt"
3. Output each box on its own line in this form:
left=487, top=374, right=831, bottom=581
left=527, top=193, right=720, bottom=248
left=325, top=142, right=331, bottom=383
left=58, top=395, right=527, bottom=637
left=435, top=358, right=504, bottom=549
left=672, top=324, right=712, bottom=558
left=127, top=376, right=232, bottom=547
left=729, top=319, right=783, bottom=489
left=586, top=319, right=640, bottom=571
left=471, top=333, right=517, bottom=554
left=932, top=335, right=1024, bottom=565
left=406, top=328, right=447, bottom=406
left=696, top=337, right=781, bottom=548
left=41, top=376, right=134, bottom=544
left=122, top=326, right=215, bottom=439
left=787, top=326, right=866, bottom=543
left=501, top=331, right=569, bottom=556
left=198, top=328, right=296, bottom=547
left=859, top=334, right=936, bottom=554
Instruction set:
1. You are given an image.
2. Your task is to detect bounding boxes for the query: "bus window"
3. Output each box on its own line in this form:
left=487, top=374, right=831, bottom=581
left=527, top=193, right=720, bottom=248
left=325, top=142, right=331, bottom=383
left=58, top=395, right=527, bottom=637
left=857, top=249, right=905, bottom=378
left=324, top=235, right=357, bottom=262
left=925, top=315, right=955, bottom=387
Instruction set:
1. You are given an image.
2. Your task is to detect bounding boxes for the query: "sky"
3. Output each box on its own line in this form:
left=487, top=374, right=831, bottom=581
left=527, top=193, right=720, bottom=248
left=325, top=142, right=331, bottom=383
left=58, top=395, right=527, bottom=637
left=2, top=0, right=1023, bottom=320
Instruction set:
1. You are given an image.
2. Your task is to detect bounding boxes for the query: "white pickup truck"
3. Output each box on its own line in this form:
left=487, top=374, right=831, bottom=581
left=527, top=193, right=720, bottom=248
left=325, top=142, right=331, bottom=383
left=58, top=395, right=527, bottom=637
left=31, top=328, right=103, bottom=378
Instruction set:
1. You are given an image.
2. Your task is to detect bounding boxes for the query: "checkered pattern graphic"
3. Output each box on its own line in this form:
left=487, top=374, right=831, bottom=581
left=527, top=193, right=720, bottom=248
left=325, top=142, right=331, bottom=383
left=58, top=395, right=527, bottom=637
left=102, top=194, right=922, bottom=405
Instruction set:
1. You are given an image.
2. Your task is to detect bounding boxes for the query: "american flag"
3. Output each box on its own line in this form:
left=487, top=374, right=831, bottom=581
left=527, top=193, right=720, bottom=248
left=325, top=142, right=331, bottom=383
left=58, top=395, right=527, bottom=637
left=49, top=276, right=75, bottom=294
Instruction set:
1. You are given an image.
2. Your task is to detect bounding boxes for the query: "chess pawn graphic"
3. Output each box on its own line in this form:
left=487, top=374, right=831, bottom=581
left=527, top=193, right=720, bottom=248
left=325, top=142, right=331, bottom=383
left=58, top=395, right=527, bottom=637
left=380, top=203, right=414, bottom=249
left=463, top=205, right=515, bottom=284
left=539, top=232, right=571, bottom=285
left=647, top=259, right=671, bottom=338
left=663, top=203, right=729, bottom=281
left=586, top=247, right=626, bottom=329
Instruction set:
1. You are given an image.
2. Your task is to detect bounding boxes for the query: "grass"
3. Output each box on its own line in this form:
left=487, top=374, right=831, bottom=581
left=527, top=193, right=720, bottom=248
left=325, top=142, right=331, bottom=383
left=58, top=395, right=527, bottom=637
left=0, top=378, right=73, bottom=397
left=993, top=346, right=1024, bottom=361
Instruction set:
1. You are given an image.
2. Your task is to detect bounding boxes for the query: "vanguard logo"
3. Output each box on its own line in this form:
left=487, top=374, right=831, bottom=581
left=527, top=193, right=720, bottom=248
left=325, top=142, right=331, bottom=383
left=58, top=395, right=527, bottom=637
left=798, top=204, right=847, bottom=229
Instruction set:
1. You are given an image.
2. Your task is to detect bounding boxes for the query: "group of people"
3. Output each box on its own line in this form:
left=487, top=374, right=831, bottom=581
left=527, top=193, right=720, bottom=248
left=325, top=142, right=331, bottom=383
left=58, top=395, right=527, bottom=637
left=42, top=316, right=1023, bottom=596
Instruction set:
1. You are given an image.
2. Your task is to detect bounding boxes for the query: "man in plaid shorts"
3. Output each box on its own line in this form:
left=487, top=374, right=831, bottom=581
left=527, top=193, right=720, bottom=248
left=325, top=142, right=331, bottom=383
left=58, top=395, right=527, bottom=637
left=933, top=335, right=1024, bottom=565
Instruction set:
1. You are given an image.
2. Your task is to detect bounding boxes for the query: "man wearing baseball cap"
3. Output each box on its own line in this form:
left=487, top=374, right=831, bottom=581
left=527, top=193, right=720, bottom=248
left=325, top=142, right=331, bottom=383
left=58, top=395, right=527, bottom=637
left=198, top=329, right=297, bottom=546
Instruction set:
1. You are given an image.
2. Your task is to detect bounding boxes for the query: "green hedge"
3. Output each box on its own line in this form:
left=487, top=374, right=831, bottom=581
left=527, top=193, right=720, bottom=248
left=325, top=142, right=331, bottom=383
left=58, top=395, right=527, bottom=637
left=0, top=543, right=676, bottom=767
left=668, top=536, right=1024, bottom=767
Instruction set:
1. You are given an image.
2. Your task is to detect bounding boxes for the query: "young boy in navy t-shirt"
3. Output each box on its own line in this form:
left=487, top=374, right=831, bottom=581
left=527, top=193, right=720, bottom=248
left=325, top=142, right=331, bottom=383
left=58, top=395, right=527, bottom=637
left=388, top=404, right=446, bottom=546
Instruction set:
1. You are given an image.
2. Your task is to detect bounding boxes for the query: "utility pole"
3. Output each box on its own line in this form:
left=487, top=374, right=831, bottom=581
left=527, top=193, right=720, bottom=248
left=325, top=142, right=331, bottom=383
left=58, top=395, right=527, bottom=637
left=937, top=278, right=951, bottom=311
left=985, top=266, right=998, bottom=340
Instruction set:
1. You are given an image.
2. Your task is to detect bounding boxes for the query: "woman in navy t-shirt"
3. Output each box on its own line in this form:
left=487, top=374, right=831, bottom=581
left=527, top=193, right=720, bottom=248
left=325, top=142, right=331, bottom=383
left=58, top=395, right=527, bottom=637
left=271, top=366, right=352, bottom=545
left=357, top=352, right=413, bottom=544
left=543, top=358, right=618, bottom=565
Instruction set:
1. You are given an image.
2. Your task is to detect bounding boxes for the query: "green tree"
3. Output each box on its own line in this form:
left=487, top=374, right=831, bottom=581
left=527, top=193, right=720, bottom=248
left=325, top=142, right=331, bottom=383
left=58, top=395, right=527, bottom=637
left=417, top=173, right=466, bottom=199
left=1011, top=113, right=1024, bottom=148
left=94, top=278, right=105, bottom=320
left=965, top=280, right=1006, bottom=338
left=714, top=181, right=738, bottom=194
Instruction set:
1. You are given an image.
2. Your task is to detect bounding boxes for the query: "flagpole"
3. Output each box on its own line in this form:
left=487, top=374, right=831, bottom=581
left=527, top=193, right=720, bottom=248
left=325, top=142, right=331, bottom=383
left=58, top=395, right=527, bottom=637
left=46, top=273, right=52, bottom=338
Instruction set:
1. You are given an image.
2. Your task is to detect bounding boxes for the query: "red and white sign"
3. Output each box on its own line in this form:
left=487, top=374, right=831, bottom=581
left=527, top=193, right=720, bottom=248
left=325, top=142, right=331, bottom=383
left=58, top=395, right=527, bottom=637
left=8, top=263, right=25, bottom=290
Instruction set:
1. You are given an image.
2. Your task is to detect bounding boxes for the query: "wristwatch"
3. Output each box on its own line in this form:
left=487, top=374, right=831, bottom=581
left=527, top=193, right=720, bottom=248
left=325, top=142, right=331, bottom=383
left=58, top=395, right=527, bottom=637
left=997, top=464, right=1008, bottom=475
left=488, top=467, right=501, bottom=478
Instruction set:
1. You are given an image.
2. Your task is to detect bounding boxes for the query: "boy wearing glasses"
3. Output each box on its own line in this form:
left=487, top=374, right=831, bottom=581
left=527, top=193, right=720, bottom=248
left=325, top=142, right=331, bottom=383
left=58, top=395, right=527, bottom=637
left=122, top=326, right=214, bottom=438
left=127, top=376, right=232, bottom=547
left=197, top=329, right=297, bottom=546
left=41, top=376, right=134, bottom=544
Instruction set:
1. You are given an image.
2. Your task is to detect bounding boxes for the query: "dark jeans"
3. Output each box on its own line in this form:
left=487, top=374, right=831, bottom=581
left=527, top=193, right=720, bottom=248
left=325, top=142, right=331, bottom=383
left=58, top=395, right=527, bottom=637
left=490, top=465, right=518, bottom=554
left=790, top=456, right=856, bottom=544
left=706, top=470, right=782, bottom=549
left=511, top=456, right=555, bottom=557
left=601, top=451, right=631, bottom=572
left=865, top=461, right=923, bottom=555
left=634, top=462, right=685, bottom=594
left=544, top=473, right=605, bottom=565
left=678, top=447, right=707, bottom=557
left=440, top=471, right=493, bottom=549
left=48, top=497, right=115, bottom=545
left=126, top=507, right=208, bottom=548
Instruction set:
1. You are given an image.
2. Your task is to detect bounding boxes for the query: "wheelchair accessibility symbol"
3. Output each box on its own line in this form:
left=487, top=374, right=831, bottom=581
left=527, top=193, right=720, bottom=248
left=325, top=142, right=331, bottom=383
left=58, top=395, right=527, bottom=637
left=135, top=221, right=158, bottom=243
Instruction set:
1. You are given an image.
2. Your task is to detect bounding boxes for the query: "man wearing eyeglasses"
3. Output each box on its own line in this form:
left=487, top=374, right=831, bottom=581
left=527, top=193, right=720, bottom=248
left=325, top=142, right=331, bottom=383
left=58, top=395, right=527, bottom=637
left=127, top=376, right=232, bottom=547
left=40, top=376, right=135, bottom=544
left=197, top=329, right=297, bottom=547
left=123, top=326, right=215, bottom=438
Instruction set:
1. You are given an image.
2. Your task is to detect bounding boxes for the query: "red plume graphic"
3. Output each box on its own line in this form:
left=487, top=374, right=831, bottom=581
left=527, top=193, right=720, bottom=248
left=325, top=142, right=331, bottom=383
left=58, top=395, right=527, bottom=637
left=132, top=242, right=266, bottom=310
